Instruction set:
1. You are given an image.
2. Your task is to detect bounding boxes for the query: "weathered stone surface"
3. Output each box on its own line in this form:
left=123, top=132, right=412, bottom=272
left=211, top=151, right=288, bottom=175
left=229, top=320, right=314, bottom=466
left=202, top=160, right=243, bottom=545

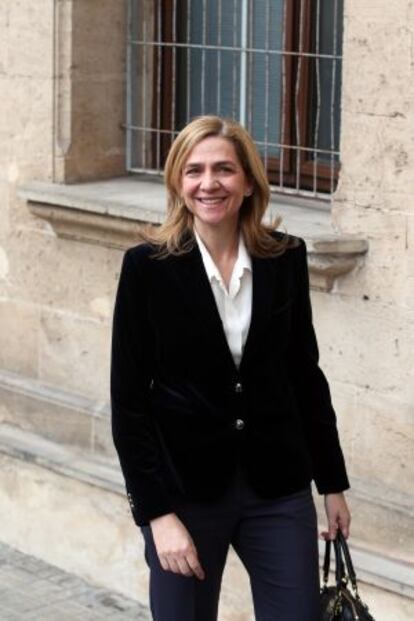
left=0, top=375, right=94, bottom=454
left=6, top=225, right=121, bottom=319
left=342, top=17, right=412, bottom=118
left=66, top=76, right=125, bottom=181
left=338, top=112, right=412, bottom=196
left=7, top=0, right=53, bottom=78
left=71, top=0, right=126, bottom=78
left=313, top=293, right=413, bottom=396
left=335, top=386, right=413, bottom=498
left=0, top=368, right=115, bottom=458
left=1, top=76, right=53, bottom=164
left=0, top=299, right=39, bottom=377
left=53, top=0, right=127, bottom=182
left=39, top=310, right=110, bottom=401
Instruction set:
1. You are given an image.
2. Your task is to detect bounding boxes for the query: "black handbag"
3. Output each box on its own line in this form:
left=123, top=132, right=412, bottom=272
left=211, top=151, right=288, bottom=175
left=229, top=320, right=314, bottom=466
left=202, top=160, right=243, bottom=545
left=320, top=530, right=376, bottom=620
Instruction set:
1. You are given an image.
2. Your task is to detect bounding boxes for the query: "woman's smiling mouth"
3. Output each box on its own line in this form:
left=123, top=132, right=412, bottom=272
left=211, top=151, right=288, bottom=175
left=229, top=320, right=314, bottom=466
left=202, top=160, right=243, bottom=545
left=196, top=197, right=227, bottom=204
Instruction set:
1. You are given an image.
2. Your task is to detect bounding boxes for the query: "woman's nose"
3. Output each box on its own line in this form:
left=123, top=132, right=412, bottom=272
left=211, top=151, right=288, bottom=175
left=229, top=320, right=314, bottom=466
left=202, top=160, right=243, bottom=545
left=199, top=172, right=220, bottom=191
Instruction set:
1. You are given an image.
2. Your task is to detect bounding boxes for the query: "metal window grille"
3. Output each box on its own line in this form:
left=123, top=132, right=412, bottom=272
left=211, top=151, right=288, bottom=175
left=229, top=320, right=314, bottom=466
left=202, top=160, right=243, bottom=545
left=126, top=0, right=344, bottom=198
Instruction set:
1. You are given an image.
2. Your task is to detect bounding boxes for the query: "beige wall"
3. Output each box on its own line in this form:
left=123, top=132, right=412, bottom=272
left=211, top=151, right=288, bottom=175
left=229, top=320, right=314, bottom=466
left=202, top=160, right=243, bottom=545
left=329, top=0, right=414, bottom=518
left=0, top=0, right=126, bottom=400
left=0, top=0, right=413, bottom=612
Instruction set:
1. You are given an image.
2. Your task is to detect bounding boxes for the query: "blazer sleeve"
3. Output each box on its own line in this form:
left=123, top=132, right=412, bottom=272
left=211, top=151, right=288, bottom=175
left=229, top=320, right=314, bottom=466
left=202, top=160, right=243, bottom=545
left=287, top=238, right=350, bottom=494
left=111, top=248, right=174, bottom=526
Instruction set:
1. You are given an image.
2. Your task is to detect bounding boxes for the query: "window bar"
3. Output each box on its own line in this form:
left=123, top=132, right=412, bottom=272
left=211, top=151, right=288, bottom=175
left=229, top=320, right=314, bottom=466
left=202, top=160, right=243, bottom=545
left=232, top=0, right=237, bottom=118
left=239, top=0, right=249, bottom=126
left=142, top=1, right=148, bottom=169
left=279, top=0, right=288, bottom=191
left=247, top=0, right=254, bottom=134
left=313, top=0, right=321, bottom=194
left=156, top=0, right=162, bottom=170
left=201, top=0, right=207, bottom=115
left=330, top=0, right=339, bottom=194
left=171, top=0, right=177, bottom=146
left=216, top=0, right=222, bottom=115
left=126, top=0, right=133, bottom=171
left=263, top=0, right=271, bottom=170
left=186, top=0, right=192, bottom=122
left=130, top=39, right=339, bottom=61
left=294, top=0, right=306, bottom=193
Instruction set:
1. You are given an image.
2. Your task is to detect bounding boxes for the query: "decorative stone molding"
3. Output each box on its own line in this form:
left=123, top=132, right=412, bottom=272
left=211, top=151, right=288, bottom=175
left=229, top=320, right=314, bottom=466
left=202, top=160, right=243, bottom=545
left=305, top=236, right=369, bottom=292
left=20, top=178, right=369, bottom=292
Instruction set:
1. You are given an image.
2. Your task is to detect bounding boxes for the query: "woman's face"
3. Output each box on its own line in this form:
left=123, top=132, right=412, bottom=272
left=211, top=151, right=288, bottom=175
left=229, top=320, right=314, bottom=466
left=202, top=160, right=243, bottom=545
left=180, top=136, right=252, bottom=231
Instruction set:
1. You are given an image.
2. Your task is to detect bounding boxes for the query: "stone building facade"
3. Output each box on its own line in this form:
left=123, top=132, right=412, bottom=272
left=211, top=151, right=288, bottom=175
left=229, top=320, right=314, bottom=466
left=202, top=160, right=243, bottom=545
left=0, top=1, right=413, bottom=619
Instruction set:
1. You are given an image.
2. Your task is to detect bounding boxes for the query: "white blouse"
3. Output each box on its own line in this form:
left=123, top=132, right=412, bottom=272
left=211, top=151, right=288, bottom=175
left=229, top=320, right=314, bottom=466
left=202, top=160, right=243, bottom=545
left=194, top=230, right=253, bottom=368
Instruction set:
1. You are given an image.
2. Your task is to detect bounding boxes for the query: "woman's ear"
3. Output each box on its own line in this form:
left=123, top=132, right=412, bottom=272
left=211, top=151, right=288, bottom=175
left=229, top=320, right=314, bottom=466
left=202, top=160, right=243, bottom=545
left=244, top=176, right=254, bottom=197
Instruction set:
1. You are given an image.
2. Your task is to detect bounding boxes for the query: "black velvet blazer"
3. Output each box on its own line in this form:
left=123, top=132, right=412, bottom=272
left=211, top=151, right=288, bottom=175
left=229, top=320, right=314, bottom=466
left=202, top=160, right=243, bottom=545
left=110, top=233, right=350, bottom=526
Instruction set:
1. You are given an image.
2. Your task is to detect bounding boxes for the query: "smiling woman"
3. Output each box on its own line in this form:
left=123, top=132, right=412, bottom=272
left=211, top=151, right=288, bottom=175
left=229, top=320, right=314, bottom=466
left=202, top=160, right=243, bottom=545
left=111, top=115, right=351, bottom=621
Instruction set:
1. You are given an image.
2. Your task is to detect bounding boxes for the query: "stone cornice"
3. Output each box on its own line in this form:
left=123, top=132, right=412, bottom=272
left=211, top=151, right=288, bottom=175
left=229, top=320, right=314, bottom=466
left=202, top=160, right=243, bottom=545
left=19, top=177, right=369, bottom=292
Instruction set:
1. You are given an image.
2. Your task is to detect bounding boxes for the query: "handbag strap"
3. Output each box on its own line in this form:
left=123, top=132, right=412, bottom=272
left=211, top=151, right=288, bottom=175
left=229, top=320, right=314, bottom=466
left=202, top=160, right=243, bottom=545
left=337, top=530, right=359, bottom=592
left=322, top=539, right=331, bottom=585
left=323, top=536, right=346, bottom=586
left=333, top=536, right=346, bottom=585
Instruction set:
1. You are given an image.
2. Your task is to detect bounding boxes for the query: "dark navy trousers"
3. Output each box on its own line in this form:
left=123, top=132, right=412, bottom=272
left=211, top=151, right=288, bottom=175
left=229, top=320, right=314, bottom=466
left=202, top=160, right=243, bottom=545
left=140, top=466, right=320, bottom=621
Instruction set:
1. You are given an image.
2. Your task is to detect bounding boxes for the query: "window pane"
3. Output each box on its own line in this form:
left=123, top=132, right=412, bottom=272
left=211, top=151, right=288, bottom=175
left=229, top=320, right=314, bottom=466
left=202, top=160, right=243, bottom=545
left=248, top=1, right=284, bottom=159
left=177, top=0, right=284, bottom=157
left=310, top=0, right=344, bottom=162
left=177, top=0, right=242, bottom=124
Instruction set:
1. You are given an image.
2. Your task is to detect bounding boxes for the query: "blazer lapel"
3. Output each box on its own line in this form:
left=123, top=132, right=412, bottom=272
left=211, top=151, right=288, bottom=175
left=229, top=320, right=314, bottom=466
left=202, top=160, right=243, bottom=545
left=239, top=254, right=278, bottom=373
left=169, top=243, right=238, bottom=374
left=168, top=242, right=285, bottom=375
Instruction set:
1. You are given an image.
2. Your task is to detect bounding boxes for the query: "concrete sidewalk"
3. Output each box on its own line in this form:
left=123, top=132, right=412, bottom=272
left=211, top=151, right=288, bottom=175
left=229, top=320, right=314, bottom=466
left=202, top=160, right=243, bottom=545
left=0, top=542, right=150, bottom=621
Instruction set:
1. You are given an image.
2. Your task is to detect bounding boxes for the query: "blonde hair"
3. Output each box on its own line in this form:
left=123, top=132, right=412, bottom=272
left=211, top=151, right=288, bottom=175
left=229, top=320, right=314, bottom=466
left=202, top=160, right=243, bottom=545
left=140, top=115, right=290, bottom=257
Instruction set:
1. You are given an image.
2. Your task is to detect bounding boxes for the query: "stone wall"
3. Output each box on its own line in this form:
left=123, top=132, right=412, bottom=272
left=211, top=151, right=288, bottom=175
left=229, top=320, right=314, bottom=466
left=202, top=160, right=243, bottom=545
left=325, top=0, right=414, bottom=555
left=0, top=0, right=126, bottom=403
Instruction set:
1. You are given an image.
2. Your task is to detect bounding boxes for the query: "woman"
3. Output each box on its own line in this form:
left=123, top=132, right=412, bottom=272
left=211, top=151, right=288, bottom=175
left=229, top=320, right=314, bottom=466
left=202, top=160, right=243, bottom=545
left=111, top=115, right=351, bottom=621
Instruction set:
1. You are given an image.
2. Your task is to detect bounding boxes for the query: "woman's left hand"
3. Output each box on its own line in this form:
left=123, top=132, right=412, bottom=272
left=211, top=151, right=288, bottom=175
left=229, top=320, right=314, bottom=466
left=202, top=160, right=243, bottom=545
left=321, top=492, right=351, bottom=540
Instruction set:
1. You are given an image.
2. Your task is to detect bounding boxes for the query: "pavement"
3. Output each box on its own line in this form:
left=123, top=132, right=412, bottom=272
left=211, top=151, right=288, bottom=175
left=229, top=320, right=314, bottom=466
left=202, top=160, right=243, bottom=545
left=0, top=542, right=150, bottom=621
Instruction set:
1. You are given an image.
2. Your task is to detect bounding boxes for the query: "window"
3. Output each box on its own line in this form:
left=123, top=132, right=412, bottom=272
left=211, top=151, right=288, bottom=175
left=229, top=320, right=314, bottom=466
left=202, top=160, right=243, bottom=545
left=127, top=0, right=344, bottom=196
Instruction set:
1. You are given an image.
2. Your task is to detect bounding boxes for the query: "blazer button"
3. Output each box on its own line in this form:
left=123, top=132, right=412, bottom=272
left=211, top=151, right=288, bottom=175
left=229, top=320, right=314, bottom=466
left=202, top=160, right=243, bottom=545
left=234, top=418, right=245, bottom=430
left=235, top=382, right=243, bottom=393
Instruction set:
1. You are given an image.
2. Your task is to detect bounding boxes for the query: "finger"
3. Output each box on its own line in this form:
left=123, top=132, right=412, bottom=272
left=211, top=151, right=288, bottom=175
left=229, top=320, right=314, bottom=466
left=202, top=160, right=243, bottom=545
left=167, top=557, right=181, bottom=575
left=158, top=555, right=170, bottom=572
left=328, top=520, right=339, bottom=540
left=187, top=551, right=205, bottom=581
left=176, top=557, right=194, bottom=577
left=339, top=515, right=351, bottom=539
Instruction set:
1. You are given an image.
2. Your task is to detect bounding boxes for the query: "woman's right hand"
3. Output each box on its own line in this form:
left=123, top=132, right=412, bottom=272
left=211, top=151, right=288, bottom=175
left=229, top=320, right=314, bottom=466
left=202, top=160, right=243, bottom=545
left=149, top=513, right=205, bottom=580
